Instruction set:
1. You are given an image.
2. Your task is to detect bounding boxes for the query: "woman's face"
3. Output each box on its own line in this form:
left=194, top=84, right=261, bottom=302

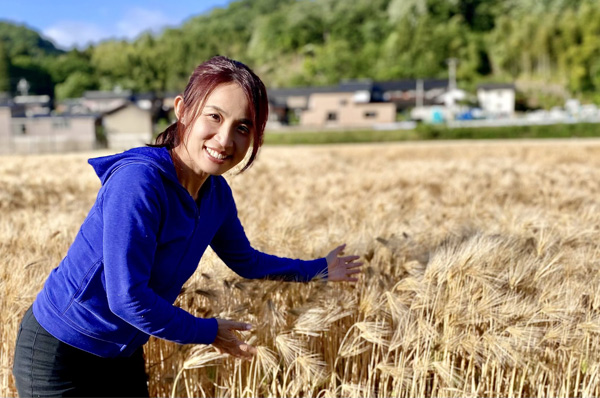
left=174, top=83, right=253, bottom=177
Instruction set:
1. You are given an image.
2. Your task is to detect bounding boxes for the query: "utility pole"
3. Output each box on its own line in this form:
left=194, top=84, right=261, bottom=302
left=446, top=58, right=458, bottom=92
left=416, top=79, right=424, bottom=108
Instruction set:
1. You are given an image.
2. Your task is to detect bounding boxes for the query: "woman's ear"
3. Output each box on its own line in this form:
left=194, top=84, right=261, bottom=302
left=173, top=95, right=184, bottom=121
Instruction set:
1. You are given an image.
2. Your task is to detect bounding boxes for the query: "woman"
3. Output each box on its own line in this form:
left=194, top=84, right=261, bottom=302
left=12, top=56, right=363, bottom=397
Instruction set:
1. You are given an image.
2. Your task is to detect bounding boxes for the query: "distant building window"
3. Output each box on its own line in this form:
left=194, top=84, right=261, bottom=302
left=326, top=112, right=337, bottom=121
left=364, top=111, right=377, bottom=118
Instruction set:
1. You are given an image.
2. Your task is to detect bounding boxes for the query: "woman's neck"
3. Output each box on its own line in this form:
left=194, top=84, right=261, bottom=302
left=170, top=147, right=209, bottom=200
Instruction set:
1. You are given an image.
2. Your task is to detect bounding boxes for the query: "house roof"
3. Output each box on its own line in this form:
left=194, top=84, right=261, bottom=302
left=268, top=85, right=337, bottom=98
left=84, top=90, right=133, bottom=100
left=339, top=79, right=375, bottom=92
left=377, top=79, right=449, bottom=92
left=268, top=81, right=379, bottom=104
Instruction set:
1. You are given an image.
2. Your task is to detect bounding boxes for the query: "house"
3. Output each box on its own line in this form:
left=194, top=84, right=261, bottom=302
left=3, top=113, right=97, bottom=154
left=267, top=86, right=336, bottom=126
left=57, top=91, right=156, bottom=151
left=268, top=80, right=396, bottom=128
left=102, top=103, right=153, bottom=150
left=0, top=88, right=158, bottom=154
left=477, top=83, right=515, bottom=118
left=301, top=91, right=396, bottom=128
left=267, top=78, right=458, bottom=127
left=0, top=93, right=97, bottom=154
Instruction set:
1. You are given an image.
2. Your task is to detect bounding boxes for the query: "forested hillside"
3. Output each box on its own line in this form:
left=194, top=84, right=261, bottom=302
left=1, top=0, right=599, bottom=107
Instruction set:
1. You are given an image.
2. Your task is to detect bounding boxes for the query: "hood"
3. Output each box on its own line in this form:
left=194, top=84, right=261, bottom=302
left=88, top=146, right=179, bottom=186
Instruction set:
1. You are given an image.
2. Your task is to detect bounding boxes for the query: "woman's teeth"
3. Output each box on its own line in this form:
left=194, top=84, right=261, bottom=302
left=206, top=147, right=227, bottom=160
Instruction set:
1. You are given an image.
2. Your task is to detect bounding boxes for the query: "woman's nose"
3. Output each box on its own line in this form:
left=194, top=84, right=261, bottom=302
left=215, top=126, right=234, bottom=149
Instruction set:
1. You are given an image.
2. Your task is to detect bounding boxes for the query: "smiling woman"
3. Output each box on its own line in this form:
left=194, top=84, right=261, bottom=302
left=163, top=57, right=268, bottom=198
left=173, top=84, right=254, bottom=182
left=11, top=55, right=363, bottom=397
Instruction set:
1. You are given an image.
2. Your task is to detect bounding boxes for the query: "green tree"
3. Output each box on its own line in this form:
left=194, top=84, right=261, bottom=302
left=0, top=41, right=10, bottom=93
left=91, top=40, right=136, bottom=90
left=128, top=33, right=169, bottom=93
left=55, top=71, right=97, bottom=100
left=44, top=49, right=94, bottom=84
left=0, top=21, right=63, bottom=58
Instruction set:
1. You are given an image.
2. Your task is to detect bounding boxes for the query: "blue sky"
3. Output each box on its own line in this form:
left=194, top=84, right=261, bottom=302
left=2, top=0, right=234, bottom=50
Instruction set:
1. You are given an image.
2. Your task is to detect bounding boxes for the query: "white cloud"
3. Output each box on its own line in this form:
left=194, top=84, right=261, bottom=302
left=115, top=7, right=175, bottom=38
left=42, top=7, right=176, bottom=49
left=43, top=21, right=110, bottom=49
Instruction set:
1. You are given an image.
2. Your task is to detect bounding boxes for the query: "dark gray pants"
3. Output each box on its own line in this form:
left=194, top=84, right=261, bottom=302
left=12, top=306, right=149, bottom=397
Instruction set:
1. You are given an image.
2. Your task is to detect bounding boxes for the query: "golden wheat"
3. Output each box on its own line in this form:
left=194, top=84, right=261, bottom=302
left=2, top=139, right=600, bottom=397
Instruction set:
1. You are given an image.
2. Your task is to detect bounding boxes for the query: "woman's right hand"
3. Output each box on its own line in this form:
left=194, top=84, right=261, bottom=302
left=212, top=319, right=257, bottom=360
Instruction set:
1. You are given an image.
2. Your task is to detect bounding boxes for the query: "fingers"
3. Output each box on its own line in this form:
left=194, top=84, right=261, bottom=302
left=326, top=244, right=365, bottom=282
left=231, top=342, right=256, bottom=360
left=340, top=255, right=363, bottom=270
left=218, top=318, right=253, bottom=331
left=240, top=343, right=258, bottom=356
left=333, top=243, right=347, bottom=256
left=342, top=267, right=362, bottom=282
left=215, top=334, right=256, bottom=360
left=214, top=318, right=256, bottom=360
left=229, top=321, right=252, bottom=331
left=221, top=342, right=255, bottom=360
left=341, top=254, right=360, bottom=260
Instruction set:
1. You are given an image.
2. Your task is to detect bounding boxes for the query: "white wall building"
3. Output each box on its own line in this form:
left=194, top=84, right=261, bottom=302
left=477, top=83, right=515, bottom=118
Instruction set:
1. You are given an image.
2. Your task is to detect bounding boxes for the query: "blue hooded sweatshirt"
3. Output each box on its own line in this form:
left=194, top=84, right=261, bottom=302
left=32, top=146, right=327, bottom=358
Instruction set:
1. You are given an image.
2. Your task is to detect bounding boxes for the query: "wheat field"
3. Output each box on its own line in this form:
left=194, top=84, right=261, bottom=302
left=1, top=138, right=600, bottom=397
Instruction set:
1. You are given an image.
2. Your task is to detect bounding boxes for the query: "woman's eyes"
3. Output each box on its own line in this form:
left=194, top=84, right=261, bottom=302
left=206, top=113, right=250, bottom=135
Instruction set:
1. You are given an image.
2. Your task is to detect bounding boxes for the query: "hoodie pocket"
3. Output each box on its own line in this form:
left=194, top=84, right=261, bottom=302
left=69, top=262, right=131, bottom=337
left=73, top=260, right=105, bottom=304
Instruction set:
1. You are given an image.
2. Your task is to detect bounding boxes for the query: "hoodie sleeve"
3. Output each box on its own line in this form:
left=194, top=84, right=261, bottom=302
left=100, top=164, right=218, bottom=345
left=210, top=186, right=328, bottom=282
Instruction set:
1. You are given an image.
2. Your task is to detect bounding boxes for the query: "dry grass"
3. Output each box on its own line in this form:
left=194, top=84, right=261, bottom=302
left=2, top=138, right=600, bottom=397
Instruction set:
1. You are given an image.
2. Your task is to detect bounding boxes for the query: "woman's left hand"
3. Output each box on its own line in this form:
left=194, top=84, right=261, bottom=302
left=325, top=243, right=363, bottom=282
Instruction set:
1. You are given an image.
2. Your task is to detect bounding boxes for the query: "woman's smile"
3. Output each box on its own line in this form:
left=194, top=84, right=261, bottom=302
left=205, top=146, right=230, bottom=162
